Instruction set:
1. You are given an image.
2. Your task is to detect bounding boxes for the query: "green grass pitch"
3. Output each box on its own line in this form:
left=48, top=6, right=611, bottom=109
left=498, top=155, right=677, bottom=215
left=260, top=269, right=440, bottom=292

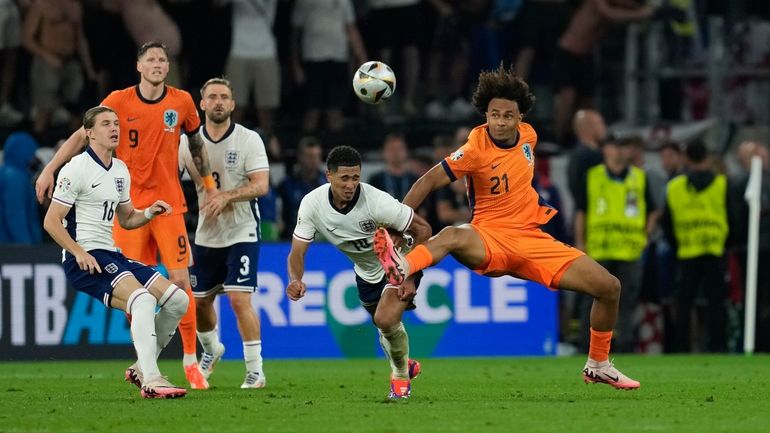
left=1, top=355, right=768, bottom=433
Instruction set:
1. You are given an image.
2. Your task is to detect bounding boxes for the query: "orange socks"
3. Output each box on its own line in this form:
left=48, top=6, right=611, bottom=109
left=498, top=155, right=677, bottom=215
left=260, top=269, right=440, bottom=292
left=588, top=328, right=613, bottom=362
left=406, top=244, right=434, bottom=275
left=178, top=285, right=197, bottom=357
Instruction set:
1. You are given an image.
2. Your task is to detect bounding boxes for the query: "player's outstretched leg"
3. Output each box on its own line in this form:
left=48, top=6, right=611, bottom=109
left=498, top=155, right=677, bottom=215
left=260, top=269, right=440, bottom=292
left=373, top=227, right=410, bottom=285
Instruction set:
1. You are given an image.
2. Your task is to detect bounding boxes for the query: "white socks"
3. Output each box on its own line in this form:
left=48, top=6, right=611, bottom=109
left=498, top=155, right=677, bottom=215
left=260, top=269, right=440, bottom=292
left=378, top=322, right=410, bottom=379
left=154, top=285, right=189, bottom=358
left=197, top=328, right=221, bottom=354
left=127, top=289, right=160, bottom=379
left=243, top=340, right=263, bottom=373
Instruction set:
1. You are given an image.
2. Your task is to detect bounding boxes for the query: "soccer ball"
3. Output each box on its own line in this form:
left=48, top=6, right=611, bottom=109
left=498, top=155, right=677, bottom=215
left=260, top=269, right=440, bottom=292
left=352, top=61, right=396, bottom=105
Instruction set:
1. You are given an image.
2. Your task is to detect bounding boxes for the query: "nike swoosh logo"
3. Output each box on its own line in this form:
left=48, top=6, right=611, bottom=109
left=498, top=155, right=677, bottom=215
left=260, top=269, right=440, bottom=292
left=176, top=257, right=186, bottom=262
left=127, top=117, right=139, bottom=122
left=603, top=373, right=620, bottom=382
left=236, top=277, right=250, bottom=283
left=491, top=163, right=501, bottom=169
left=91, top=183, right=101, bottom=188
left=327, top=227, right=337, bottom=232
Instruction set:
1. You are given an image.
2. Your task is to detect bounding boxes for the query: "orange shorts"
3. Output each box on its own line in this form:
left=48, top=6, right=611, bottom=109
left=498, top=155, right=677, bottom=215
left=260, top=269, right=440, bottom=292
left=471, top=224, right=584, bottom=289
left=113, top=213, right=191, bottom=270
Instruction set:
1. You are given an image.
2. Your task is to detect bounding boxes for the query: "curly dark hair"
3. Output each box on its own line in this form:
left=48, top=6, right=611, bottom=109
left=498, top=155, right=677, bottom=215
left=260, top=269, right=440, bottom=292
left=471, top=64, right=536, bottom=116
left=326, top=145, right=361, bottom=172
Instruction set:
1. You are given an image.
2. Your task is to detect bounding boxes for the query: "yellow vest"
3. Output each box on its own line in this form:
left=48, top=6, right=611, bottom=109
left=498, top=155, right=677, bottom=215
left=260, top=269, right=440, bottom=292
left=586, top=165, right=648, bottom=261
left=666, top=174, right=728, bottom=259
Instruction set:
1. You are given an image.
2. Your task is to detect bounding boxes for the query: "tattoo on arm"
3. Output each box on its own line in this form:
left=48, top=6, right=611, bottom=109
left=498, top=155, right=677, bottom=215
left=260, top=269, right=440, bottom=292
left=188, top=132, right=212, bottom=177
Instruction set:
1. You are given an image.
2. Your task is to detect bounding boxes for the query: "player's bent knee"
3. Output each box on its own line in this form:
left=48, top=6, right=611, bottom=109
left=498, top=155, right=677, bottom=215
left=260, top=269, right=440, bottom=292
left=159, top=284, right=189, bottom=317
left=228, top=292, right=253, bottom=314
left=126, top=288, right=156, bottom=316
left=598, top=273, right=621, bottom=303
left=373, top=311, right=401, bottom=330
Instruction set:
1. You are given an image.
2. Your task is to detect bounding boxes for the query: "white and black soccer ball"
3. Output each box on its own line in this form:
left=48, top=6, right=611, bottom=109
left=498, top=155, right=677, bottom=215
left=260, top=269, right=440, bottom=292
left=352, top=61, right=396, bottom=105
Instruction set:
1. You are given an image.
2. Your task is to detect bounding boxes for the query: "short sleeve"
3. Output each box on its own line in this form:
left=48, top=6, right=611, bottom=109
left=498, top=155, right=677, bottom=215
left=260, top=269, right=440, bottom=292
left=181, top=92, right=201, bottom=134
left=441, top=143, right=481, bottom=182
left=370, top=187, right=414, bottom=232
left=292, top=196, right=316, bottom=242
left=245, top=132, right=270, bottom=173
left=100, top=91, right=121, bottom=111
left=51, top=162, right=81, bottom=208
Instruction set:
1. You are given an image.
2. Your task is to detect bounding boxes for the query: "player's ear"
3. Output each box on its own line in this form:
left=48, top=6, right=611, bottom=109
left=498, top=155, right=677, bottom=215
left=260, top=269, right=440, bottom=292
left=199, top=97, right=205, bottom=111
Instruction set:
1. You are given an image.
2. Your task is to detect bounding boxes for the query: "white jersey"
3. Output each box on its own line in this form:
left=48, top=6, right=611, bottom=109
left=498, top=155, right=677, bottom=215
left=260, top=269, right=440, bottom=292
left=293, top=183, right=414, bottom=283
left=51, top=148, right=132, bottom=254
left=179, top=123, right=270, bottom=248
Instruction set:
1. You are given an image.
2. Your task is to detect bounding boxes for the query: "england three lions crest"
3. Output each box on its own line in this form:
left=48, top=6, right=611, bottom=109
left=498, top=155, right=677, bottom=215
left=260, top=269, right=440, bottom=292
left=114, top=177, right=125, bottom=194
left=359, top=220, right=376, bottom=233
left=163, top=109, right=178, bottom=132
left=522, top=143, right=533, bottom=166
left=225, top=150, right=239, bottom=168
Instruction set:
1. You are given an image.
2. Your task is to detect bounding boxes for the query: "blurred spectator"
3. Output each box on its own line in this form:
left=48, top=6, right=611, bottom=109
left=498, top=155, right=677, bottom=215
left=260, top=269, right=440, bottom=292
left=291, top=0, right=367, bottom=133
left=566, top=109, right=605, bottom=204
left=728, top=140, right=770, bottom=351
left=0, top=0, right=23, bottom=126
left=575, top=135, right=656, bottom=352
left=662, top=140, right=729, bottom=352
left=277, top=136, right=326, bottom=239
left=23, top=0, right=97, bottom=135
left=410, top=148, right=441, bottom=232
left=660, top=140, right=684, bottom=180
left=366, top=0, right=421, bottom=117
left=435, top=175, right=470, bottom=226
left=368, top=132, right=416, bottom=201
left=0, top=132, right=42, bottom=244
left=512, top=0, right=569, bottom=81
left=226, top=0, right=280, bottom=135
left=552, top=0, right=654, bottom=144
left=533, top=157, right=569, bottom=243
left=83, top=0, right=136, bottom=97
left=422, top=0, right=478, bottom=121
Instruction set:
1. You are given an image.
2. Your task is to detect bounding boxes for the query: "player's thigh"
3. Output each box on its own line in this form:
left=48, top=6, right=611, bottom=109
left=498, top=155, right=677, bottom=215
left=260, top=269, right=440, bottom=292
left=253, top=57, right=280, bottom=109
left=557, top=255, right=619, bottom=299
left=113, top=222, right=156, bottom=264
left=151, top=214, right=191, bottom=271
left=440, top=224, right=487, bottom=269
left=111, top=275, right=146, bottom=311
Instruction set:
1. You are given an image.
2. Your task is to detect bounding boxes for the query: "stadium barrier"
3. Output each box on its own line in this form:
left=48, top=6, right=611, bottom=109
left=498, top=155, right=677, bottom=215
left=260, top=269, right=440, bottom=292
left=0, top=243, right=557, bottom=361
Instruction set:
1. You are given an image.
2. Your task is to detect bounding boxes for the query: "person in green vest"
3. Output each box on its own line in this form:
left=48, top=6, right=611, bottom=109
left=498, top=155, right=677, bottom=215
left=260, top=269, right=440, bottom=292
left=575, top=135, right=658, bottom=353
left=661, top=140, right=729, bottom=352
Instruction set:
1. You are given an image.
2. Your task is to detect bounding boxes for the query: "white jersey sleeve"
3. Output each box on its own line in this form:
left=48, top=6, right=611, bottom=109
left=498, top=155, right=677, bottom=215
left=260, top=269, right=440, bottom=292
left=244, top=132, right=270, bottom=174
left=52, top=161, right=82, bottom=208
left=292, top=194, right=317, bottom=242
left=367, top=185, right=414, bottom=232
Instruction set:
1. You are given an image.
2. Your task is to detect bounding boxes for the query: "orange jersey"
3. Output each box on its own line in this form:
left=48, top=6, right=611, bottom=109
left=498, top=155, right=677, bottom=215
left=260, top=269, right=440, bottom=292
left=101, top=85, right=200, bottom=213
left=442, top=122, right=556, bottom=228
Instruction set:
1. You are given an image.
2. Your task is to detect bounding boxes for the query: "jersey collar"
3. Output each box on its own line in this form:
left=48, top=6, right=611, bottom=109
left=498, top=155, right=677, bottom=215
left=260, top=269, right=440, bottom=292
left=86, top=146, right=113, bottom=171
left=486, top=127, right=520, bottom=149
left=328, top=184, right=361, bottom=215
left=202, top=122, right=236, bottom=143
left=135, top=84, right=168, bottom=104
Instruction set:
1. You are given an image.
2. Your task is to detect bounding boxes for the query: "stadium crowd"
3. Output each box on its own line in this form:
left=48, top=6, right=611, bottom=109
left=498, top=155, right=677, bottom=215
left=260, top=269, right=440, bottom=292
left=1, top=0, right=770, bottom=356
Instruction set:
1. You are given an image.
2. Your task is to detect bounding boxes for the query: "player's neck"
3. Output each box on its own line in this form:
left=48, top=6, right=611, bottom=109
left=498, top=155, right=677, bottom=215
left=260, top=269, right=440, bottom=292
left=90, top=145, right=113, bottom=167
left=138, top=80, right=166, bottom=101
left=205, top=119, right=232, bottom=141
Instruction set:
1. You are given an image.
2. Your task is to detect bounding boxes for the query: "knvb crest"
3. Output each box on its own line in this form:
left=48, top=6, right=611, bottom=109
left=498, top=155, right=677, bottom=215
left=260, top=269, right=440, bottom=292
left=114, top=177, right=125, bottom=194
left=163, top=109, right=178, bottom=132
left=225, top=150, right=239, bottom=168
left=522, top=143, right=533, bottom=165
left=359, top=220, right=376, bottom=233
